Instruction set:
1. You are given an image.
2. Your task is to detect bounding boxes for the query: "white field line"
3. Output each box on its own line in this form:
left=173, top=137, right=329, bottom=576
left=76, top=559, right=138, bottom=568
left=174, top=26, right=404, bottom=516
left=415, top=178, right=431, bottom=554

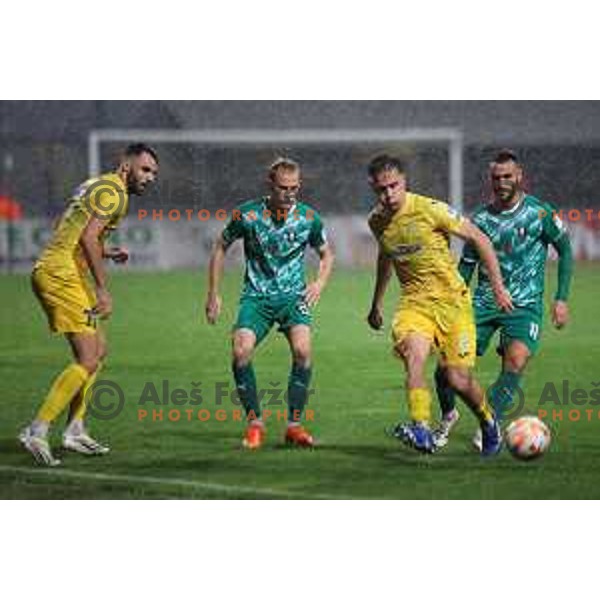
left=0, top=465, right=340, bottom=500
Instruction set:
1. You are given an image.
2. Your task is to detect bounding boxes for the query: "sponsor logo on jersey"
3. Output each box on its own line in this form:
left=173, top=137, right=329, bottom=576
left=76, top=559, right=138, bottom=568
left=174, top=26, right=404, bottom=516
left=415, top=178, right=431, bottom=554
left=387, top=243, right=423, bottom=259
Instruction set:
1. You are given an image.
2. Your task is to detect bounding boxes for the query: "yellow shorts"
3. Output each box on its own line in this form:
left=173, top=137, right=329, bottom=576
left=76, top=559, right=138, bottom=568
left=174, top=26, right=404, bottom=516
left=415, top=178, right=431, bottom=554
left=32, top=266, right=98, bottom=334
left=391, top=292, right=476, bottom=368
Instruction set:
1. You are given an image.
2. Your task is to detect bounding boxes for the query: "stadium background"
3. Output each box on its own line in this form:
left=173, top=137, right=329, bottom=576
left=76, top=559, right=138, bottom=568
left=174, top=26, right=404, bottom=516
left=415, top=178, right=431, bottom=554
left=2, top=100, right=600, bottom=271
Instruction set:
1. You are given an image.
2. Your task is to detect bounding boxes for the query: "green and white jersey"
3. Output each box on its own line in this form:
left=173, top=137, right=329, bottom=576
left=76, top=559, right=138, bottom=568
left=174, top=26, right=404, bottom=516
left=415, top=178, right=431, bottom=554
left=221, top=198, right=327, bottom=298
left=462, top=195, right=567, bottom=313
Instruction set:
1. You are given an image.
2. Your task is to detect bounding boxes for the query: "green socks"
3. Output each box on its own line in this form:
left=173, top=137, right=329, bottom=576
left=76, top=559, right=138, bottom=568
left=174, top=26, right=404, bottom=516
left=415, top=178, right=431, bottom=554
left=489, top=371, right=522, bottom=421
left=233, top=362, right=312, bottom=422
left=232, top=363, right=260, bottom=420
left=434, top=365, right=457, bottom=418
left=288, top=363, right=312, bottom=423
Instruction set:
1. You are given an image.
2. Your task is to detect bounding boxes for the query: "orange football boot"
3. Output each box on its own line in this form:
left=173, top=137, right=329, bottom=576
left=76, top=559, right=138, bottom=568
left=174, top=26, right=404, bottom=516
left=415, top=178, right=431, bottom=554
left=242, top=421, right=265, bottom=450
left=285, top=424, right=315, bottom=448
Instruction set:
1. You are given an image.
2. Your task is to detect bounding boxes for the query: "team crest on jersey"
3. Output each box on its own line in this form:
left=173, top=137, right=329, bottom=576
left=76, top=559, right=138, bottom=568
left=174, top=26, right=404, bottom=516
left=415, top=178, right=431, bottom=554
left=403, top=223, right=420, bottom=239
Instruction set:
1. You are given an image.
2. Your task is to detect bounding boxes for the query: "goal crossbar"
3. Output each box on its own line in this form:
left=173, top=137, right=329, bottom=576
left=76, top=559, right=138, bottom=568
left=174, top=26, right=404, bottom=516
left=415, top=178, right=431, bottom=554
left=88, top=127, right=464, bottom=210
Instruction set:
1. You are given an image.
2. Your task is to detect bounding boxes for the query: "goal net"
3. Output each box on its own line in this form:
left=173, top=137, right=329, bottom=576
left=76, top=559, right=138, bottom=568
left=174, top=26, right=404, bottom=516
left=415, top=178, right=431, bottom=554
left=88, top=128, right=464, bottom=269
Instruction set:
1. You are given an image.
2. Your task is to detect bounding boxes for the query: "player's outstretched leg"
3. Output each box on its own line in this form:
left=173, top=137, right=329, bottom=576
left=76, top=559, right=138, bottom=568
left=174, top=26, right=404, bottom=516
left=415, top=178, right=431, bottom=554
left=284, top=325, right=314, bottom=448
left=388, top=334, right=435, bottom=454
left=232, top=329, right=265, bottom=449
left=445, top=366, right=501, bottom=456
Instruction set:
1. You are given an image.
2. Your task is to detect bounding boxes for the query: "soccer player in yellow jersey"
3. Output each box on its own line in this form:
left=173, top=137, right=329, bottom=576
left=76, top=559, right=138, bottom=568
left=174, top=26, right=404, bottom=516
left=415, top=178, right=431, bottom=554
left=20, top=144, right=159, bottom=466
left=366, top=154, right=513, bottom=454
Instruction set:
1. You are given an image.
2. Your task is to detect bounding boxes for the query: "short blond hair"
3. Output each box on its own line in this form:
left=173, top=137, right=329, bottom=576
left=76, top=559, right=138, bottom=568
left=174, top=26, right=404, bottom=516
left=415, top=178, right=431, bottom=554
left=268, top=157, right=301, bottom=181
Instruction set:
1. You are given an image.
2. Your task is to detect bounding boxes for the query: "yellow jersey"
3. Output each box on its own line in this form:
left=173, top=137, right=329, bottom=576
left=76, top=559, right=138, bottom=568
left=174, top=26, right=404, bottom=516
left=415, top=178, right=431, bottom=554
left=368, top=192, right=467, bottom=299
left=35, top=172, right=129, bottom=276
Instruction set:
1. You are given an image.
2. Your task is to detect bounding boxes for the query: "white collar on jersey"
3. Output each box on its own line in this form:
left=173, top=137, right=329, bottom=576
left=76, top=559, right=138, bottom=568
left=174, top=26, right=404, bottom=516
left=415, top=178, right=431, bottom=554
left=497, top=193, right=525, bottom=215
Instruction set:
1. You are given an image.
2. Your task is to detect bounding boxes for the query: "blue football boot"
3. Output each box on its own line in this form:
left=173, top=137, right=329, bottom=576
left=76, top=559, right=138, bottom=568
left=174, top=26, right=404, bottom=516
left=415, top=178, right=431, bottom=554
left=388, top=421, right=435, bottom=454
left=480, top=417, right=502, bottom=456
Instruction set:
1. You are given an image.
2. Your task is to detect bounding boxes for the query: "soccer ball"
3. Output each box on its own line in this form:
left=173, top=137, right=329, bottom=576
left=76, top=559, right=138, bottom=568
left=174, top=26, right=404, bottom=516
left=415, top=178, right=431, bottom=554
left=505, top=416, right=551, bottom=460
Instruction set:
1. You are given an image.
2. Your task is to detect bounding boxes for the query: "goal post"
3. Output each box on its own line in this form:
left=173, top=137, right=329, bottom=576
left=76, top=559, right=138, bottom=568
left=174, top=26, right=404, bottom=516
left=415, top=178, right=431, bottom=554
left=88, top=127, right=464, bottom=212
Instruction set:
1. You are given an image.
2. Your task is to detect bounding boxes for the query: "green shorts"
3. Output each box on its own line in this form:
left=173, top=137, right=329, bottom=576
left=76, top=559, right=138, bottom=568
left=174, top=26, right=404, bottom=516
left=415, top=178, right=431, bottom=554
left=475, top=305, right=543, bottom=357
left=234, top=294, right=312, bottom=344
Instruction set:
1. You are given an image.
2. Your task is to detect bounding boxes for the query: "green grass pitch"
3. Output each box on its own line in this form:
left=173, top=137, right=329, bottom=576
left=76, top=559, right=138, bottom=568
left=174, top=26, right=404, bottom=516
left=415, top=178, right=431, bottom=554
left=1, top=265, right=599, bottom=499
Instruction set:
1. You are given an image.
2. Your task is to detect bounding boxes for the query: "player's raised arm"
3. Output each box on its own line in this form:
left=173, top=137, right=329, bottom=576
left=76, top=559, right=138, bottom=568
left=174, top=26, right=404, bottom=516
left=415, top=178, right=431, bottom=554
left=80, top=216, right=112, bottom=319
left=455, top=219, right=513, bottom=312
left=205, top=235, right=227, bottom=324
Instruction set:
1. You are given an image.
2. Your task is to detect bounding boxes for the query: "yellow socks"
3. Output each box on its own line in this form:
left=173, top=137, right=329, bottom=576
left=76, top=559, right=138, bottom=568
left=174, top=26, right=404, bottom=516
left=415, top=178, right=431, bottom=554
left=35, top=363, right=89, bottom=424
left=68, top=362, right=102, bottom=423
left=474, top=397, right=495, bottom=425
left=407, top=387, right=432, bottom=423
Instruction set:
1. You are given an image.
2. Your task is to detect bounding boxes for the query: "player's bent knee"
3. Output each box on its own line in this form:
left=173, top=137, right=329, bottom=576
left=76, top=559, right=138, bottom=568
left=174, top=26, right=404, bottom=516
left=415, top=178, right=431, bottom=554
left=445, top=368, right=472, bottom=392
left=232, top=342, right=255, bottom=366
left=398, top=346, right=428, bottom=370
left=395, top=336, right=429, bottom=364
left=504, top=351, right=529, bottom=373
left=79, top=357, right=100, bottom=375
left=292, top=346, right=311, bottom=367
left=232, top=330, right=257, bottom=366
left=232, top=348, right=253, bottom=366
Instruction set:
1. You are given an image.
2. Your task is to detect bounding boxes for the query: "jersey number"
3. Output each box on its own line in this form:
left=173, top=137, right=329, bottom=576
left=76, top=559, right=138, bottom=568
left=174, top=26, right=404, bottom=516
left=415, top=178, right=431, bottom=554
left=529, top=323, right=539, bottom=340
left=297, top=301, right=310, bottom=316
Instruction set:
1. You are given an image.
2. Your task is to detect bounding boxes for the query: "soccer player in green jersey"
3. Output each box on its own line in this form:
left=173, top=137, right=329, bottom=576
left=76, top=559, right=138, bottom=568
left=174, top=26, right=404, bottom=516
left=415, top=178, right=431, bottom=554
left=205, top=157, right=334, bottom=449
left=433, top=149, right=573, bottom=450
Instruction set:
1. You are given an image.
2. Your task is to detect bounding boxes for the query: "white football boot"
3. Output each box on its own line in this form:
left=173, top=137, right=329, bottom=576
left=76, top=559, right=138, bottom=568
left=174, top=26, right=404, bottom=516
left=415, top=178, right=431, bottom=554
left=63, top=431, right=110, bottom=455
left=472, top=428, right=483, bottom=452
left=19, top=427, right=61, bottom=467
left=431, top=409, right=461, bottom=451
